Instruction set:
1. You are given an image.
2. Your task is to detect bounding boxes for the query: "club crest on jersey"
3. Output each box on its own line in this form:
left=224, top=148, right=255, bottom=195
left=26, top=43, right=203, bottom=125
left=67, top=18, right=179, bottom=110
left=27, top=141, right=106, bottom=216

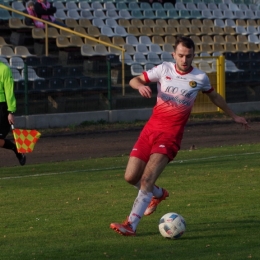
left=189, top=81, right=197, bottom=88
left=165, top=76, right=172, bottom=81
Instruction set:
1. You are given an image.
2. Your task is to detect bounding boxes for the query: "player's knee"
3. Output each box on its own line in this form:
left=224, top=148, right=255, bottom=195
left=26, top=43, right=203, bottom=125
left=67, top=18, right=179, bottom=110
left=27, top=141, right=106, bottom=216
left=124, top=174, right=137, bottom=185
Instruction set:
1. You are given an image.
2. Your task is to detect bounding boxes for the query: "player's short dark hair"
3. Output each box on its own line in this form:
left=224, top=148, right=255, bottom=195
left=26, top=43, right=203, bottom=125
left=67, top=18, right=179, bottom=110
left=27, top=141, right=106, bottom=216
left=174, top=36, right=195, bottom=52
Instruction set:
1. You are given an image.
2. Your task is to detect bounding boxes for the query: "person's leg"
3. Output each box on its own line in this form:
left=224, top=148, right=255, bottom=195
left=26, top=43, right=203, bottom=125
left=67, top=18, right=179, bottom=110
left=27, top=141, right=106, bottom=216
left=110, top=154, right=169, bottom=235
left=128, top=153, right=169, bottom=230
left=0, top=111, right=26, bottom=166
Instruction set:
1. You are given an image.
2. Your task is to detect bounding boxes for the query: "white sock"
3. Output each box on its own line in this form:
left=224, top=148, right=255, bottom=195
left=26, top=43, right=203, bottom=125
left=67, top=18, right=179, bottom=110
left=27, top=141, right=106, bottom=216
left=134, top=181, right=163, bottom=198
left=128, top=190, right=153, bottom=231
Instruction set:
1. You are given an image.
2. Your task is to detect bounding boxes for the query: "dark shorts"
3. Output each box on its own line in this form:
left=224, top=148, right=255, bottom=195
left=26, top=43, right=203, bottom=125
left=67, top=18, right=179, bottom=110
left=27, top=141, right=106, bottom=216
left=130, top=126, right=180, bottom=163
left=0, top=102, right=10, bottom=139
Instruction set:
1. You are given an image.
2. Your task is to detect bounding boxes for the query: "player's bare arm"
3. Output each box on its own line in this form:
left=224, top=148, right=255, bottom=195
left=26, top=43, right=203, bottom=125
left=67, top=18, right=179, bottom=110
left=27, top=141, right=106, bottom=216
left=129, top=75, right=152, bottom=98
left=207, top=90, right=249, bottom=129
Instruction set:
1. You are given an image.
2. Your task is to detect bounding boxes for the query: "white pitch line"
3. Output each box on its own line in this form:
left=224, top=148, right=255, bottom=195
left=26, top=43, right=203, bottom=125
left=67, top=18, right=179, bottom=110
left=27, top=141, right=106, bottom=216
left=1, top=151, right=260, bottom=180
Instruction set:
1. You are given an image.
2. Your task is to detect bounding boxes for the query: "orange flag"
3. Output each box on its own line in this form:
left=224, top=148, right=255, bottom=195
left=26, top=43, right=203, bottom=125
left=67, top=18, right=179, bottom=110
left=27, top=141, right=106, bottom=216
left=12, top=126, right=41, bottom=153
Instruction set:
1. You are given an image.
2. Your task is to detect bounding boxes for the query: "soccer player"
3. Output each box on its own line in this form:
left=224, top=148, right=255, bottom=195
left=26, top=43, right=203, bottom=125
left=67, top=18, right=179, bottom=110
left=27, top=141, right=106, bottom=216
left=0, top=62, right=26, bottom=165
left=110, top=36, right=249, bottom=236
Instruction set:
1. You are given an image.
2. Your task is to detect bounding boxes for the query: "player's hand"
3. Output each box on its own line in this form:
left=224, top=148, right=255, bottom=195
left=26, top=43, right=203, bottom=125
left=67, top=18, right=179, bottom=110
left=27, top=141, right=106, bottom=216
left=8, top=113, right=15, bottom=125
left=234, top=116, right=250, bottom=129
left=138, top=85, right=152, bottom=98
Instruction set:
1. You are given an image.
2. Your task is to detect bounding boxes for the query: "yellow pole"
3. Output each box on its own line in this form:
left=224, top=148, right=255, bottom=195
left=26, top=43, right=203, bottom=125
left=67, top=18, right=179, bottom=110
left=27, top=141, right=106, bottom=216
left=45, top=25, right=49, bottom=56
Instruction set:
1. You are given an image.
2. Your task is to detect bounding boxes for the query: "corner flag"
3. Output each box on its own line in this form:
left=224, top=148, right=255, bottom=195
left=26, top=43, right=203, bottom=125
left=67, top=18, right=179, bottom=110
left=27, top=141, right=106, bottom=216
left=12, top=125, right=41, bottom=153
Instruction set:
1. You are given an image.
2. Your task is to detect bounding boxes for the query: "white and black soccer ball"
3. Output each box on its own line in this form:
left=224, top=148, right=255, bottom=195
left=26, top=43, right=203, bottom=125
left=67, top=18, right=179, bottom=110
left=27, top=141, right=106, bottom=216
left=158, top=212, right=186, bottom=239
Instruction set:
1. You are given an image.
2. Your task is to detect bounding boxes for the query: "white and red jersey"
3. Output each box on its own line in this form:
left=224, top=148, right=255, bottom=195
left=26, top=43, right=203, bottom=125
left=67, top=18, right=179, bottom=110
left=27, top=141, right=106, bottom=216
left=142, top=62, right=213, bottom=144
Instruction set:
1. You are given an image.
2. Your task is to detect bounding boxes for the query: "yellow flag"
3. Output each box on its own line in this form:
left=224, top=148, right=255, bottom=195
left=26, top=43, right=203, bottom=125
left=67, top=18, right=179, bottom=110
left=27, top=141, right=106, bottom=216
left=12, top=129, right=41, bottom=153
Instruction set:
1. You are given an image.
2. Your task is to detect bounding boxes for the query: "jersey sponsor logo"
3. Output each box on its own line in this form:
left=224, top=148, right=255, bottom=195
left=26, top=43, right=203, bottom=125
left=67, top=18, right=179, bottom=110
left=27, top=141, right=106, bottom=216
left=132, top=148, right=137, bottom=151
left=159, top=145, right=165, bottom=148
left=189, top=81, right=197, bottom=88
left=165, top=86, right=178, bottom=94
left=177, top=76, right=187, bottom=80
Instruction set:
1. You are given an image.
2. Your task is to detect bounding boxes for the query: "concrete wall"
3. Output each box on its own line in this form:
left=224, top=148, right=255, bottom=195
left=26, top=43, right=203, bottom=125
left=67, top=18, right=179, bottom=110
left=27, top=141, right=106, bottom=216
left=14, top=102, right=259, bottom=129
left=15, top=108, right=153, bottom=129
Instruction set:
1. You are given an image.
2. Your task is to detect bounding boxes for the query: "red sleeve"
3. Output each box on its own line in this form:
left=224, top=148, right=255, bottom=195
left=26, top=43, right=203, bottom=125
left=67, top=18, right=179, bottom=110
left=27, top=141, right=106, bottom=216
left=142, top=71, right=150, bottom=83
left=202, top=87, right=214, bottom=94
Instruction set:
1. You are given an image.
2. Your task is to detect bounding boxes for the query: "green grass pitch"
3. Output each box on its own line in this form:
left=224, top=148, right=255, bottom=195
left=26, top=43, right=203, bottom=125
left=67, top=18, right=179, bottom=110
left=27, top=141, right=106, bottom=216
left=0, top=144, right=259, bottom=260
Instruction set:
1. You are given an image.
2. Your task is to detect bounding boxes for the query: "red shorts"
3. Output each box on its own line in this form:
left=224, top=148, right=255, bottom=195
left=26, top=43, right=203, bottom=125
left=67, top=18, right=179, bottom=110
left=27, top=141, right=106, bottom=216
left=130, top=126, right=181, bottom=163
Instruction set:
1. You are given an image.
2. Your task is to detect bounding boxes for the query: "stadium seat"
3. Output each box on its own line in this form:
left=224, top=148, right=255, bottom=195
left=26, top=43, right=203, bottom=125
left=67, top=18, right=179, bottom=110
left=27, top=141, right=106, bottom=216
left=23, top=67, right=45, bottom=81
left=74, top=26, right=87, bottom=35
left=65, top=18, right=79, bottom=29
left=64, top=78, right=79, bottom=91
left=0, top=37, right=13, bottom=47
left=112, top=36, right=126, bottom=47
left=139, top=36, right=152, bottom=45
left=100, top=26, right=116, bottom=37
left=105, top=18, right=118, bottom=28
left=104, top=2, right=116, bottom=10
left=49, top=78, right=63, bottom=92
left=131, top=64, right=144, bottom=76
left=127, top=26, right=141, bottom=36
left=126, top=35, right=139, bottom=46
left=31, top=79, right=48, bottom=93
left=0, top=9, right=11, bottom=20
left=136, top=44, right=150, bottom=55
left=0, top=56, right=9, bottom=67
left=66, top=2, right=79, bottom=11
left=119, top=53, right=136, bottom=65
left=9, top=18, right=32, bottom=29
left=139, top=26, right=154, bottom=37
left=54, top=10, right=68, bottom=20
left=155, top=10, right=168, bottom=19
left=12, top=1, right=26, bottom=11
left=198, top=61, right=213, bottom=73
left=248, top=34, right=260, bottom=44
left=118, top=10, right=132, bottom=20
left=133, top=52, right=147, bottom=65
left=118, top=18, right=131, bottom=28
left=79, top=77, right=95, bottom=90
left=152, top=35, right=165, bottom=46
left=78, top=2, right=92, bottom=10
left=147, top=52, right=161, bottom=64
left=108, top=46, right=122, bottom=56
left=225, top=60, right=240, bottom=72
left=9, top=56, right=24, bottom=69
left=91, top=2, right=104, bottom=10
left=53, top=1, right=66, bottom=11
left=94, top=44, right=109, bottom=56
left=114, top=26, right=129, bottom=37
left=80, top=10, right=94, bottom=20
left=25, top=56, right=41, bottom=67
left=148, top=43, right=162, bottom=54
left=70, top=35, right=84, bottom=47
left=92, top=18, right=105, bottom=28
left=161, top=52, right=175, bottom=62
left=98, top=35, right=112, bottom=45
left=56, top=36, right=72, bottom=48
left=80, top=44, right=98, bottom=56
left=123, top=44, right=135, bottom=55
left=164, top=35, right=176, bottom=45
left=224, top=35, right=237, bottom=45
left=36, top=66, right=53, bottom=78
left=87, top=26, right=101, bottom=38
left=144, top=63, right=155, bottom=71
left=164, top=27, right=177, bottom=35
left=0, top=46, right=17, bottom=58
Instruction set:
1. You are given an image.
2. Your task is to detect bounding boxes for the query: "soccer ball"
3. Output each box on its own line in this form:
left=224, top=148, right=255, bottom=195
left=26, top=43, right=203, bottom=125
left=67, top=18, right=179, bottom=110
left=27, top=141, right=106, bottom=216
left=158, top=212, right=186, bottom=239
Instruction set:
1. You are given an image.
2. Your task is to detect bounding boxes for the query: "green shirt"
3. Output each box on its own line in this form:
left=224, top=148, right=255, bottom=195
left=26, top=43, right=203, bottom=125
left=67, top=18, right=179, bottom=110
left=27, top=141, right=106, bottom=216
left=0, top=62, right=16, bottom=113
